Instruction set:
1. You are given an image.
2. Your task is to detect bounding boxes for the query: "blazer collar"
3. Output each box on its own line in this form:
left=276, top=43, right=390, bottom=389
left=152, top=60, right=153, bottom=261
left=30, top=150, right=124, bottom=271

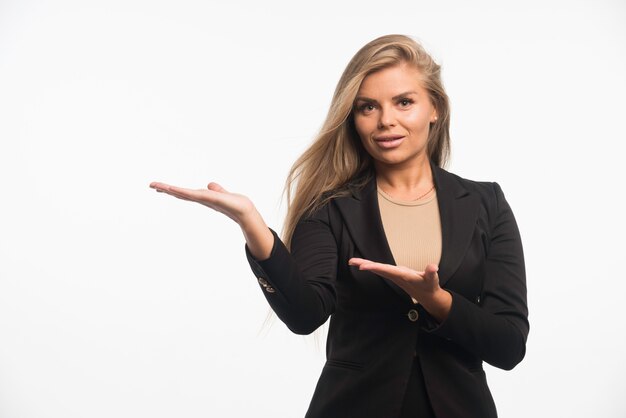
left=335, top=160, right=481, bottom=301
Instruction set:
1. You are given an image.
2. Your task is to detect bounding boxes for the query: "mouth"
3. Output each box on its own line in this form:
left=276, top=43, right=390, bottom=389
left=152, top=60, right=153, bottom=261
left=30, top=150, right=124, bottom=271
left=374, top=135, right=405, bottom=149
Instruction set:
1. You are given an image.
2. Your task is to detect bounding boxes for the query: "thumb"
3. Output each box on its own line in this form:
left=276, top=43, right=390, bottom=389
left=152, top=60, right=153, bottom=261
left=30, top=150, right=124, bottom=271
left=207, top=182, right=227, bottom=193
left=424, top=264, right=439, bottom=280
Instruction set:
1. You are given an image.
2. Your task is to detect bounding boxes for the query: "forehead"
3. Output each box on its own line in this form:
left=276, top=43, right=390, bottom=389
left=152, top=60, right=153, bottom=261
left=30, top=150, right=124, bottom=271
left=357, top=63, right=426, bottom=97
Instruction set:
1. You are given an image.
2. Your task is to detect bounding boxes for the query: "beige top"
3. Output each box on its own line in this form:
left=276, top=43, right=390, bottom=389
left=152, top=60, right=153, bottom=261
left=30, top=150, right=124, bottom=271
left=377, top=186, right=442, bottom=304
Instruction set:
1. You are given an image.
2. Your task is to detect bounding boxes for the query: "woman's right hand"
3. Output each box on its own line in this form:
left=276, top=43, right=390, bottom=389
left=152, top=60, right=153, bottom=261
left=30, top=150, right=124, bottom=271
left=149, top=181, right=255, bottom=225
left=149, top=181, right=275, bottom=260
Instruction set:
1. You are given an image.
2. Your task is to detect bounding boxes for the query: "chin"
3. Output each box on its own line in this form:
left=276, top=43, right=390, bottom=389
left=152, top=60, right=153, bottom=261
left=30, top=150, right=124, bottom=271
left=374, top=155, right=411, bottom=166
left=374, top=151, right=428, bottom=167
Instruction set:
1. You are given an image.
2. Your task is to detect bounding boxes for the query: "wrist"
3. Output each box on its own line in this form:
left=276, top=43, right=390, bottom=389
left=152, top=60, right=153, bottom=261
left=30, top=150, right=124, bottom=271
left=238, top=206, right=263, bottom=230
left=420, top=288, right=452, bottom=324
left=239, top=208, right=274, bottom=261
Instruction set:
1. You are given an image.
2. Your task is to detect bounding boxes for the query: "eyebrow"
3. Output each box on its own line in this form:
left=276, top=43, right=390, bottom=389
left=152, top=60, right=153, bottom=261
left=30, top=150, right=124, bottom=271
left=354, top=91, right=419, bottom=103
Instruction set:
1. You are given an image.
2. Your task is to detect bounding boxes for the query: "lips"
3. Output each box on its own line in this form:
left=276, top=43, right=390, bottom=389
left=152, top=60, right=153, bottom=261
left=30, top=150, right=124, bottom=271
left=374, top=135, right=405, bottom=149
left=374, top=135, right=404, bottom=142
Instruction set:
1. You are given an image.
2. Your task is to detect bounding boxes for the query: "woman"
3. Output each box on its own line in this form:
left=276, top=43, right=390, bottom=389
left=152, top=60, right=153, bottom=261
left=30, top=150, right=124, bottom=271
left=150, top=34, right=529, bottom=418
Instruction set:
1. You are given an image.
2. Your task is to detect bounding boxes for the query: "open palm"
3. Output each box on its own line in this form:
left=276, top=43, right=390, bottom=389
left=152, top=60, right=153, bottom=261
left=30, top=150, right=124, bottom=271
left=149, top=181, right=254, bottom=225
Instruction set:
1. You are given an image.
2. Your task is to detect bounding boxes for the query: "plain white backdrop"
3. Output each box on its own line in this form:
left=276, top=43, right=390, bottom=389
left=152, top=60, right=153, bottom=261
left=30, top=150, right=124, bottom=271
left=1, top=0, right=625, bottom=416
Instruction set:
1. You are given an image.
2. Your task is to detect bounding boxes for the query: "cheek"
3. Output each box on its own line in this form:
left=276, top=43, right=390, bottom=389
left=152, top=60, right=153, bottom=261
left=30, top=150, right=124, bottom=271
left=402, top=118, right=431, bottom=138
left=401, top=110, right=428, bottom=129
left=353, top=117, right=372, bottom=140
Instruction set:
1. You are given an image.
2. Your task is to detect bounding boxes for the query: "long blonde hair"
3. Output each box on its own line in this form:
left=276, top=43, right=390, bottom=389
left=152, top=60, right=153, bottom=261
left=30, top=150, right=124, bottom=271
left=282, top=34, right=451, bottom=247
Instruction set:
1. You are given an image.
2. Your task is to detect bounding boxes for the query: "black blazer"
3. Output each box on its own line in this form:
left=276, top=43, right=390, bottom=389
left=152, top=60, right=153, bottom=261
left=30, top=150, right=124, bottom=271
left=245, top=161, right=529, bottom=418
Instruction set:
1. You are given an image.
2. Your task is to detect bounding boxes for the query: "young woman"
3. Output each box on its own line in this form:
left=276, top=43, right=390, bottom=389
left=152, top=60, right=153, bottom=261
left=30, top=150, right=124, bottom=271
left=150, top=34, right=529, bottom=418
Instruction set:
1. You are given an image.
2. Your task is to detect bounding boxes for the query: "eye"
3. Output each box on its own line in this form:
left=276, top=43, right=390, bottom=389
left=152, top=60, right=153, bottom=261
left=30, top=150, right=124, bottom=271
left=356, top=103, right=376, bottom=114
left=398, top=98, right=414, bottom=107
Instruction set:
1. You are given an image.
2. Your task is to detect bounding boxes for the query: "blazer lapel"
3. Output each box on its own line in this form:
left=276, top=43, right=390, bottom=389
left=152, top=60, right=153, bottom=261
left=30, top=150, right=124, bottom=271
left=334, top=173, right=410, bottom=301
left=334, top=160, right=481, bottom=298
left=431, top=161, right=481, bottom=287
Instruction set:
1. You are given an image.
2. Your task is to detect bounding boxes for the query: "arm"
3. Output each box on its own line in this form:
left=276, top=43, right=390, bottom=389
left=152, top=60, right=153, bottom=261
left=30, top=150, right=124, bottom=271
left=424, top=182, right=529, bottom=370
left=149, top=180, right=337, bottom=335
left=245, top=204, right=338, bottom=335
left=150, top=181, right=274, bottom=259
left=350, top=182, right=529, bottom=370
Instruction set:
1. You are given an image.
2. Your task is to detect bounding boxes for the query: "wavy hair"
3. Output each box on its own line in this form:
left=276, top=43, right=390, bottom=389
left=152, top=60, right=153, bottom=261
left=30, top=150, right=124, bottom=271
left=282, top=34, right=451, bottom=247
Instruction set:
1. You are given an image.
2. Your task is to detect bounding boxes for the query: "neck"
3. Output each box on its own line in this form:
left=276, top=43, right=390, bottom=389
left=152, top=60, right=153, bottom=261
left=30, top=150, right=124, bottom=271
left=374, top=155, right=433, bottom=199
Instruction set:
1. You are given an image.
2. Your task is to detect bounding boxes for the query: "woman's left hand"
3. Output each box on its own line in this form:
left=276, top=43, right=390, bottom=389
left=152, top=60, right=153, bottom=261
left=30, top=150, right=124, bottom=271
left=348, top=258, right=452, bottom=323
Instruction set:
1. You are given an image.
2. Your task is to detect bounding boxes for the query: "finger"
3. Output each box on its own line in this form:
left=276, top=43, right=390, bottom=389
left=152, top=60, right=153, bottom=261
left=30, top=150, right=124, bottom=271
left=150, top=181, right=173, bottom=191
left=161, top=188, right=196, bottom=202
left=348, top=258, right=383, bottom=270
left=150, top=182, right=188, bottom=198
left=425, top=263, right=438, bottom=274
left=150, top=182, right=205, bottom=203
left=354, top=260, right=386, bottom=271
left=348, top=257, right=371, bottom=266
left=207, top=182, right=227, bottom=193
left=349, top=258, right=420, bottom=285
left=423, top=263, right=439, bottom=282
left=165, top=185, right=219, bottom=203
left=150, top=182, right=202, bottom=197
left=150, top=182, right=195, bottom=199
left=357, top=262, right=404, bottom=278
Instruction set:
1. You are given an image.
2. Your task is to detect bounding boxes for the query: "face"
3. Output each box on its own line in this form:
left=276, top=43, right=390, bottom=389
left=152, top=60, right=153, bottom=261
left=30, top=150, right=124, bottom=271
left=353, top=63, right=438, bottom=170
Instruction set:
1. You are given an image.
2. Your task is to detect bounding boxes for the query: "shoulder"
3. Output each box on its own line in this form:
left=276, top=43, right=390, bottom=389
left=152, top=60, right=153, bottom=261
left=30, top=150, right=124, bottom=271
left=299, top=190, right=347, bottom=224
left=304, top=172, right=372, bottom=218
left=435, top=167, right=509, bottom=213
left=438, top=167, right=495, bottom=192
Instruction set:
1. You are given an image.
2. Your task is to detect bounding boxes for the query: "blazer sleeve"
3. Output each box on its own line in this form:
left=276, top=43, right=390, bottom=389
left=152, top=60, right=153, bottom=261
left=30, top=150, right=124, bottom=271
left=244, top=203, right=338, bottom=335
left=421, top=182, right=529, bottom=371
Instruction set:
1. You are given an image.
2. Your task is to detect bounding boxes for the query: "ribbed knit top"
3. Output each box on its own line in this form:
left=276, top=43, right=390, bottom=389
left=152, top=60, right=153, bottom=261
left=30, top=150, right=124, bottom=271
left=377, top=186, right=442, bottom=304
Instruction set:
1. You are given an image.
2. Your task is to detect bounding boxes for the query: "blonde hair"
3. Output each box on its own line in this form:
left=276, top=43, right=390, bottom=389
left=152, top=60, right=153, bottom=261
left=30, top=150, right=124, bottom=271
left=282, top=34, right=451, bottom=248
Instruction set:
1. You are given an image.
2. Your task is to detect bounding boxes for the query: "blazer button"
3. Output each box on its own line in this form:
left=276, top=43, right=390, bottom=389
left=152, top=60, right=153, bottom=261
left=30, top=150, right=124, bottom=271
left=257, top=277, right=269, bottom=287
left=265, top=286, right=276, bottom=293
left=407, top=309, right=419, bottom=322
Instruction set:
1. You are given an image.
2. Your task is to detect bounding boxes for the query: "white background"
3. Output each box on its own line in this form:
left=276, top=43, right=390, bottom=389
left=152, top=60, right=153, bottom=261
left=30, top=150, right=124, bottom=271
left=1, top=0, right=625, bottom=416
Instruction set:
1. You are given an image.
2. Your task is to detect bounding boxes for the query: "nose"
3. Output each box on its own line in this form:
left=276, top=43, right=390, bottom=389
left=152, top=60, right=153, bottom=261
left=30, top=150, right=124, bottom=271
left=377, top=105, right=396, bottom=129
